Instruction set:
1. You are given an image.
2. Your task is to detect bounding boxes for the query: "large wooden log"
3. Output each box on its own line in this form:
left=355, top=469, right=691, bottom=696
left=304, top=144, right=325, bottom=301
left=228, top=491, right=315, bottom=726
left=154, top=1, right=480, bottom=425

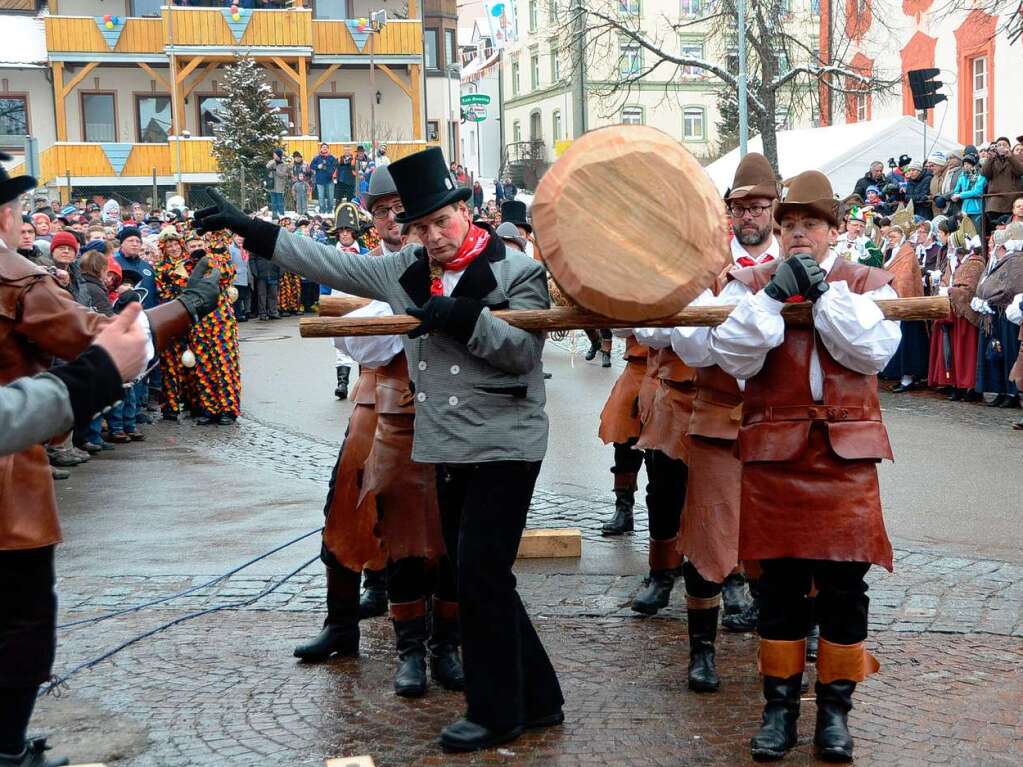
left=299, top=296, right=950, bottom=338
left=533, top=125, right=730, bottom=322
left=319, top=295, right=371, bottom=316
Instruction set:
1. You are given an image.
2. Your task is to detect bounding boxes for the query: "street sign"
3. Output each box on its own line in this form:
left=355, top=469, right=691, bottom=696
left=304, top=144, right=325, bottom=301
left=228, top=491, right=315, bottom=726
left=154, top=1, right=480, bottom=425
left=460, top=93, right=491, bottom=106
left=466, top=104, right=487, bottom=122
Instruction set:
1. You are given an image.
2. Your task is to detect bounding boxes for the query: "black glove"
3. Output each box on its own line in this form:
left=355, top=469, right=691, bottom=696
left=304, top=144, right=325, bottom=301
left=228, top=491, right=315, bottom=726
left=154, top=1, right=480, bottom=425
left=113, top=289, right=142, bottom=314
left=406, top=296, right=484, bottom=344
left=763, top=254, right=829, bottom=303
left=177, top=256, right=223, bottom=321
left=195, top=187, right=281, bottom=258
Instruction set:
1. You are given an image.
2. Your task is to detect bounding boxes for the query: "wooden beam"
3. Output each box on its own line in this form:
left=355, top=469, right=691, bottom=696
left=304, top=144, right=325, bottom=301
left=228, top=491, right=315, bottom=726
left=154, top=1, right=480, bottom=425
left=298, top=56, right=308, bottom=136
left=311, top=62, right=340, bottom=94
left=409, top=64, right=422, bottom=141
left=175, top=55, right=204, bottom=84
left=61, top=62, right=99, bottom=97
left=407, top=0, right=416, bottom=18
left=517, top=529, right=582, bottom=559
left=377, top=64, right=413, bottom=99
left=272, top=56, right=301, bottom=85
left=52, top=62, right=66, bottom=142
left=182, top=61, right=218, bottom=100
left=137, top=62, right=172, bottom=93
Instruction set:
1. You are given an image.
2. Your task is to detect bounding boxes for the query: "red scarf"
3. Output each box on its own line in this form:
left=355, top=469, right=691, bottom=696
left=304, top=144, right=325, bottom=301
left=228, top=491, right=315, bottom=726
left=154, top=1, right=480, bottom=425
left=429, top=224, right=491, bottom=296
left=735, top=252, right=776, bottom=268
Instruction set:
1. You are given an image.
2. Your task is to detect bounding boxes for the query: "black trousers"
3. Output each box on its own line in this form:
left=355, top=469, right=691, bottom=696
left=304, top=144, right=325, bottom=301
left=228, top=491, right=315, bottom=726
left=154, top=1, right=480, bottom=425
left=438, top=461, right=563, bottom=731
left=300, top=282, right=319, bottom=313
left=758, top=558, right=870, bottom=646
left=232, top=284, right=251, bottom=320
left=643, top=449, right=688, bottom=541
left=612, top=438, right=644, bottom=477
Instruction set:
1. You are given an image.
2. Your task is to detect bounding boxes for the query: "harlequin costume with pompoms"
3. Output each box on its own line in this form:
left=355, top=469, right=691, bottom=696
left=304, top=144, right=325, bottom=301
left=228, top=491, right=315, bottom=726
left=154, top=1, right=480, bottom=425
left=191, top=231, right=242, bottom=420
left=278, top=271, right=302, bottom=314
left=155, top=229, right=198, bottom=417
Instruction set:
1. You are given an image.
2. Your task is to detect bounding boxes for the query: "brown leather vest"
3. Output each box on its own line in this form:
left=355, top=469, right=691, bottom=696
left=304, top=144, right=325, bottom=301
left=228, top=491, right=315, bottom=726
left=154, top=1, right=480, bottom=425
left=372, top=352, right=414, bottom=416
left=690, top=365, right=743, bottom=441
left=729, top=257, right=895, bottom=463
left=650, top=346, right=697, bottom=388
left=623, top=336, right=648, bottom=364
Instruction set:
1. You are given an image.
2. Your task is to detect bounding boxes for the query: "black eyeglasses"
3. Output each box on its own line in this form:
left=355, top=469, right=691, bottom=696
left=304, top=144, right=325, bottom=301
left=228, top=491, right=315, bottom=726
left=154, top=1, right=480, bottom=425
left=729, top=203, right=771, bottom=219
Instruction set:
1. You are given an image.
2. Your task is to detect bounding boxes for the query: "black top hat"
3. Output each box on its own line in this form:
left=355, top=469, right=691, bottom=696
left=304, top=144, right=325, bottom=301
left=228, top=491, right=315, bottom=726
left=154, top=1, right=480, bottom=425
left=500, top=200, right=531, bottom=233
left=0, top=152, right=37, bottom=206
left=390, top=147, right=471, bottom=224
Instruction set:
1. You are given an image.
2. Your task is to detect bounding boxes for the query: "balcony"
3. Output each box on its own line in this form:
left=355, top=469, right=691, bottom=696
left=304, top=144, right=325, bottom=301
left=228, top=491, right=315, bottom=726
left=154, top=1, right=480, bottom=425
left=164, top=8, right=313, bottom=51
left=45, top=16, right=164, bottom=57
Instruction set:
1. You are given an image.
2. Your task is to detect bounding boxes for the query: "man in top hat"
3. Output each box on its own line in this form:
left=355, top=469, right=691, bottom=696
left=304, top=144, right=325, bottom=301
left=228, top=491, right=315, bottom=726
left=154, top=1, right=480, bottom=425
left=195, top=146, right=563, bottom=753
left=0, top=155, right=223, bottom=767
left=702, top=170, right=901, bottom=762
left=500, top=200, right=538, bottom=260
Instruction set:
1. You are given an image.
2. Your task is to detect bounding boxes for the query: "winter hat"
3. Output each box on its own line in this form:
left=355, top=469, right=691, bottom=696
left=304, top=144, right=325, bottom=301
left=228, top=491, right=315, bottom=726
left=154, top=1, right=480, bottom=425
left=865, top=185, right=881, bottom=196
left=898, top=154, right=912, bottom=168
left=906, top=161, right=924, bottom=172
left=81, top=239, right=106, bottom=256
left=50, top=230, right=79, bottom=255
left=926, top=151, right=947, bottom=166
left=117, top=226, right=142, bottom=242
left=963, top=153, right=979, bottom=167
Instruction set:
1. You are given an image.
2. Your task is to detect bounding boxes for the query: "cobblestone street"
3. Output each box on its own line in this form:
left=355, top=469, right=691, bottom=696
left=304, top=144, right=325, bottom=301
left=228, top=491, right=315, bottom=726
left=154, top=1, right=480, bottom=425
left=39, top=327, right=1023, bottom=766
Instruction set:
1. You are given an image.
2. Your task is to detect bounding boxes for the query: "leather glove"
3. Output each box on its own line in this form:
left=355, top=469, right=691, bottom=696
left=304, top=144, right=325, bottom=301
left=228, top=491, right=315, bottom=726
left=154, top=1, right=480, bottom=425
left=406, top=296, right=484, bottom=344
left=194, top=188, right=252, bottom=237
left=763, top=254, right=830, bottom=303
left=113, top=289, right=143, bottom=314
left=177, top=256, right=223, bottom=321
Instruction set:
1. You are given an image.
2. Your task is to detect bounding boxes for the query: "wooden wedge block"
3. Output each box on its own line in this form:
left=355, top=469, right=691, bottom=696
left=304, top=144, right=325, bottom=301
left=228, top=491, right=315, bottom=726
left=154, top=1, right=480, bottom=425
left=517, top=528, right=582, bottom=559
left=326, top=757, right=375, bottom=767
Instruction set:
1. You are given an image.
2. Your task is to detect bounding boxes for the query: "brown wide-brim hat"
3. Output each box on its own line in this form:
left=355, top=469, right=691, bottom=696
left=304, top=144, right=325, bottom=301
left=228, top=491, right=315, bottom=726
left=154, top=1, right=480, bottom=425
left=774, top=170, right=839, bottom=227
left=725, top=152, right=779, bottom=202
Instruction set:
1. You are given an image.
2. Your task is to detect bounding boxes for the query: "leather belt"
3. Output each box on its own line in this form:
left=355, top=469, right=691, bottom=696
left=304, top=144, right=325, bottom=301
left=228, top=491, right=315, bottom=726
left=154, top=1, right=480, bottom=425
left=745, top=405, right=879, bottom=424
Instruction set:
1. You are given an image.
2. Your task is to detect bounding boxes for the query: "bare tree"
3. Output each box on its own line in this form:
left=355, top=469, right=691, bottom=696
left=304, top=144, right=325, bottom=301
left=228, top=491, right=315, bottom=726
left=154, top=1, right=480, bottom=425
left=554, top=0, right=902, bottom=171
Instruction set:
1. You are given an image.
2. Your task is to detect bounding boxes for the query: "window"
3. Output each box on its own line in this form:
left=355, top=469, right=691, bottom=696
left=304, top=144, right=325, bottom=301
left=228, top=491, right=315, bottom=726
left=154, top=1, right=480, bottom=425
left=425, top=28, right=439, bottom=70
left=511, top=59, right=520, bottom=95
left=198, top=95, right=292, bottom=136
left=136, top=95, right=171, bottom=143
left=529, top=0, right=539, bottom=31
left=680, top=0, right=703, bottom=16
left=315, top=0, right=351, bottom=19
left=0, top=95, right=29, bottom=148
left=549, top=0, right=558, bottom=23
left=82, top=93, right=117, bottom=142
left=427, top=120, right=440, bottom=141
left=726, top=47, right=739, bottom=75
left=529, top=110, right=542, bottom=141
left=622, top=106, right=644, bottom=125
left=971, top=56, right=987, bottom=146
left=618, top=0, right=640, bottom=14
left=530, top=47, right=540, bottom=89
left=810, top=0, right=821, bottom=15
left=318, top=96, right=353, bottom=142
left=131, top=0, right=163, bottom=17
left=512, top=120, right=522, bottom=142
left=682, top=107, right=705, bottom=140
left=552, top=109, right=562, bottom=141
left=270, top=97, right=295, bottom=133
left=445, top=29, right=457, bottom=66
left=620, top=42, right=641, bottom=76
left=680, top=40, right=703, bottom=76
left=550, top=46, right=561, bottom=82
left=777, top=51, right=790, bottom=74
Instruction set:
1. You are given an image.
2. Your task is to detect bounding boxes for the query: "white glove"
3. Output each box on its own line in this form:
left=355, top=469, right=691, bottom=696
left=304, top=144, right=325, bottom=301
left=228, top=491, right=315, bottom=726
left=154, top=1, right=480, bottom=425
left=970, top=297, right=995, bottom=315
left=1007, top=294, right=1023, bottom=325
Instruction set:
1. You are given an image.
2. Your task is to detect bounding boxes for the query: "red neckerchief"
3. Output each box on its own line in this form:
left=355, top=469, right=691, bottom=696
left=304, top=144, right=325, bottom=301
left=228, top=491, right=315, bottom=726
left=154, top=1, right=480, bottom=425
left=735, top=252, right=776, bottom=268
left=429, top=224, right=491, bottom=296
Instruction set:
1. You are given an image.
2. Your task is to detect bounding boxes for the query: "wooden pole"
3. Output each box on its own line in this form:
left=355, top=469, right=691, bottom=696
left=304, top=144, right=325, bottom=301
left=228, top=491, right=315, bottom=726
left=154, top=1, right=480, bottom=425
left=300, top=296, right=951, bottom=338
left=319, top=295, right=370, bottom=316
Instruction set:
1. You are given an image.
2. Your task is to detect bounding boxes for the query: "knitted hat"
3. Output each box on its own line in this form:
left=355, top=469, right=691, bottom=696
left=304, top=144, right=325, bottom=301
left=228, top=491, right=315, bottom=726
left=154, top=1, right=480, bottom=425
left=906, top=161, right=924, bottom=172
left=117, top=226, right=142, bottom=242
left=926, top=150, right=947, bottom=166
left=50, top=230, right=80, bottom=255
left=81, top=239, right=106, bottom=255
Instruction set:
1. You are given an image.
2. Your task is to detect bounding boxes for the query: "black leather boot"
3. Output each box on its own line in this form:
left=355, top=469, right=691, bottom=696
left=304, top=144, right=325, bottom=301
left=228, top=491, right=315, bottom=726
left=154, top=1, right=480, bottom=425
left=293, top=567, right=360, bottom=661
left=602, top=489, right=635, bottom=536
left=584, top=335, right=600, bottom=360
left=601, top=350, right=612, bottom=367
left=428, top=598, right=465, bottom=691
left=632, top=568, right=680, bottom=615
left=721, top=571, right=751, bottom=616
left=334, top=365, right=351, bottom=399
left=722, top=578, right=760, bottom=632
left=0, top=738, right=69, bottom=767
left=392, top=604, right=428, bottom=698
left=814, top=680, right=856, bottom=762
left=687, top=605, right=720, bottom=692
left=359, top=567, right=388, bottom=619
left=750, top=674, right=802, bottom=761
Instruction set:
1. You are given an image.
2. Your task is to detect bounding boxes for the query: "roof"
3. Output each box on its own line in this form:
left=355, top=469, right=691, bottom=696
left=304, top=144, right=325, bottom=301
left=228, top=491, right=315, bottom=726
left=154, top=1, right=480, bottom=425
left=0, top=15, right=47, bottom=68
left=706, top=116, right=963, bottom=198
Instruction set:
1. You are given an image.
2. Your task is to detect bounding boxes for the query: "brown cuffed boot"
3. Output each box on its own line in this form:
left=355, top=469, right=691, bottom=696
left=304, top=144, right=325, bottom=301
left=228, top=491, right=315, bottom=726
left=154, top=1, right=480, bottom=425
left=428, top=597, right=465, bottom=691
left=813, top=639, right=880, bottom=763
left=632, top=536, right=683, bottom=615
left=602, top=471, right=637, bottom=536
left=391, top=599, right=428, bottom=697
left=751, top=638, right=806, bottom=762
left=686, top=595, right=721, bottom=692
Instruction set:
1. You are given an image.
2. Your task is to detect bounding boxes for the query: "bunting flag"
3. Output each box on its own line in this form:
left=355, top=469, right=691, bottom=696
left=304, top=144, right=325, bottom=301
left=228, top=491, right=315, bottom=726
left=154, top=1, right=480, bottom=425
left=100, top=143, right=133, bottom=176
left=345, top=19, right=371, bottom=53
left=220, top=8, right=253, bottom=44
left=94, top=16, right=126, bottom=49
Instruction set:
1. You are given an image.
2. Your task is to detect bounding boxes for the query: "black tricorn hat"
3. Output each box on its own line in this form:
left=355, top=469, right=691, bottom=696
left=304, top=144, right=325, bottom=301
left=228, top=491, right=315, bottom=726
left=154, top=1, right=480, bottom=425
left=0, top=151, right=37, bottom=206
left=501, top=200, right=531, bottom=233
left=390, top=147, right=471, bottom=224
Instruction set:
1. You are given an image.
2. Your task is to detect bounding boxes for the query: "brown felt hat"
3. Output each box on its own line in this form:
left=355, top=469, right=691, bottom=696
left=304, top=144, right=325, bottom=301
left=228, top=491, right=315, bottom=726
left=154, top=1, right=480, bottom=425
left=774, top=170, right=839, bottom=227
left=726, top=152, right=779, bottom=201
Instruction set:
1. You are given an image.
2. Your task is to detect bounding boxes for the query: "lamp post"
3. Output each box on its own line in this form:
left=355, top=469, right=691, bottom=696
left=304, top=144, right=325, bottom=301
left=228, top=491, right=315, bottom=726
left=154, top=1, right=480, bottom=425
left=445, top=63, right=461, bottom=162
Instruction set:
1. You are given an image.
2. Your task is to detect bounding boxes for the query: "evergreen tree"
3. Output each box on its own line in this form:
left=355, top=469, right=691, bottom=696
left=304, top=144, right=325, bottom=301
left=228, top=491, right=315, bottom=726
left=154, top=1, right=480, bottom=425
left=211, top=56, right=285, bottom=209
left=714, top=82, right=763, bottom=159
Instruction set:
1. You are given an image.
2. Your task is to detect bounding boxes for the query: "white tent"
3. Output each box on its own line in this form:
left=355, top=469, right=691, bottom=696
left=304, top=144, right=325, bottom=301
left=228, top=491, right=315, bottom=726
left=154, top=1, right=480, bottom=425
left=705, top=117, right=962, bottom=198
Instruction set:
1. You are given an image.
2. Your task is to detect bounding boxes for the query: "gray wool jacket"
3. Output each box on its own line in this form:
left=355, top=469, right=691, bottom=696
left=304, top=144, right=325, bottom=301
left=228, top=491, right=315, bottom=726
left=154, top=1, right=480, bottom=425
left=270, top=227, right=550, bottom=464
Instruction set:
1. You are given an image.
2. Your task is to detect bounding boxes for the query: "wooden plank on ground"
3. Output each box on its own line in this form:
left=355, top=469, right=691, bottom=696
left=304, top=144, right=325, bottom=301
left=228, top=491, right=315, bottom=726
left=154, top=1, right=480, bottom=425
left=517, top=528, right=582, bottom=559
left=325, top=757, right=375, bottom=767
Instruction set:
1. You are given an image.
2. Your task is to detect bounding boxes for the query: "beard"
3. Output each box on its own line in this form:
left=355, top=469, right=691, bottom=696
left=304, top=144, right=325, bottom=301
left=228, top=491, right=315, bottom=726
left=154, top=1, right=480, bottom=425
left=734, top=224, right=769, bottom=246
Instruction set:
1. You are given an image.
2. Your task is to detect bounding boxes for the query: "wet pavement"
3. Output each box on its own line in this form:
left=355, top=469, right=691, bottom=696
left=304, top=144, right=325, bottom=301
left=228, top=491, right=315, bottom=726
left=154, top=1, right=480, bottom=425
left=38, top=318, right=1023, bottom=766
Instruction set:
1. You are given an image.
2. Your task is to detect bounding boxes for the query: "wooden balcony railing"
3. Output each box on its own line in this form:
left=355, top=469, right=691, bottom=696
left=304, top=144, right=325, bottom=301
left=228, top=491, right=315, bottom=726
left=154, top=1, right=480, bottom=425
left=162, top=8, right=313, bottom=48
left=312, top=19, right=422, bottom=56
left=45, top=16, right=164, bottom=54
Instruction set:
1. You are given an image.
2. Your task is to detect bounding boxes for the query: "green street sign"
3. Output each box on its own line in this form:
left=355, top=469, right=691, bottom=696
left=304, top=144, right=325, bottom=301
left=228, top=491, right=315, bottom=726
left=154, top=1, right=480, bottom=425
left=460, top=93, right=491, bottom=106
left=465, top=104, right=488, bottom=122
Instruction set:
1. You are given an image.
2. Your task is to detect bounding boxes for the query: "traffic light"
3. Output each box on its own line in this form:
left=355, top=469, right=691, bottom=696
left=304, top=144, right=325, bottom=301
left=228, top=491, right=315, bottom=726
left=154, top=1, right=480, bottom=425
left=907, top=68, right=946, bottom=110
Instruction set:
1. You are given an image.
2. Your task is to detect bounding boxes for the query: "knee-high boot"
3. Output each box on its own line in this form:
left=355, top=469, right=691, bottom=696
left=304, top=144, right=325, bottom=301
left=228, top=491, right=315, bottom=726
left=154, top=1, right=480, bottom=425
left=602, top=470, right=637, bottom=536
left=359, top=567, right=388, bottom=619
left=751, top=639, right=806, bottom=762
left=686, top=598, right=721, bottom=692
left=813, top=639, right=880, bottom=763
left=428, top=597, right=465, bottom=691
left=293, top=567, right=360, bottom=661
left=391, top=599, right=429, bottom=698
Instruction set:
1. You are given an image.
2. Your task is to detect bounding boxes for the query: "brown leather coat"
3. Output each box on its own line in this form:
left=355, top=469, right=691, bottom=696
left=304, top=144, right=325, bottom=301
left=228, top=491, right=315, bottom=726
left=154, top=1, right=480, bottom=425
left=598, top=336, right=648, bottom=445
